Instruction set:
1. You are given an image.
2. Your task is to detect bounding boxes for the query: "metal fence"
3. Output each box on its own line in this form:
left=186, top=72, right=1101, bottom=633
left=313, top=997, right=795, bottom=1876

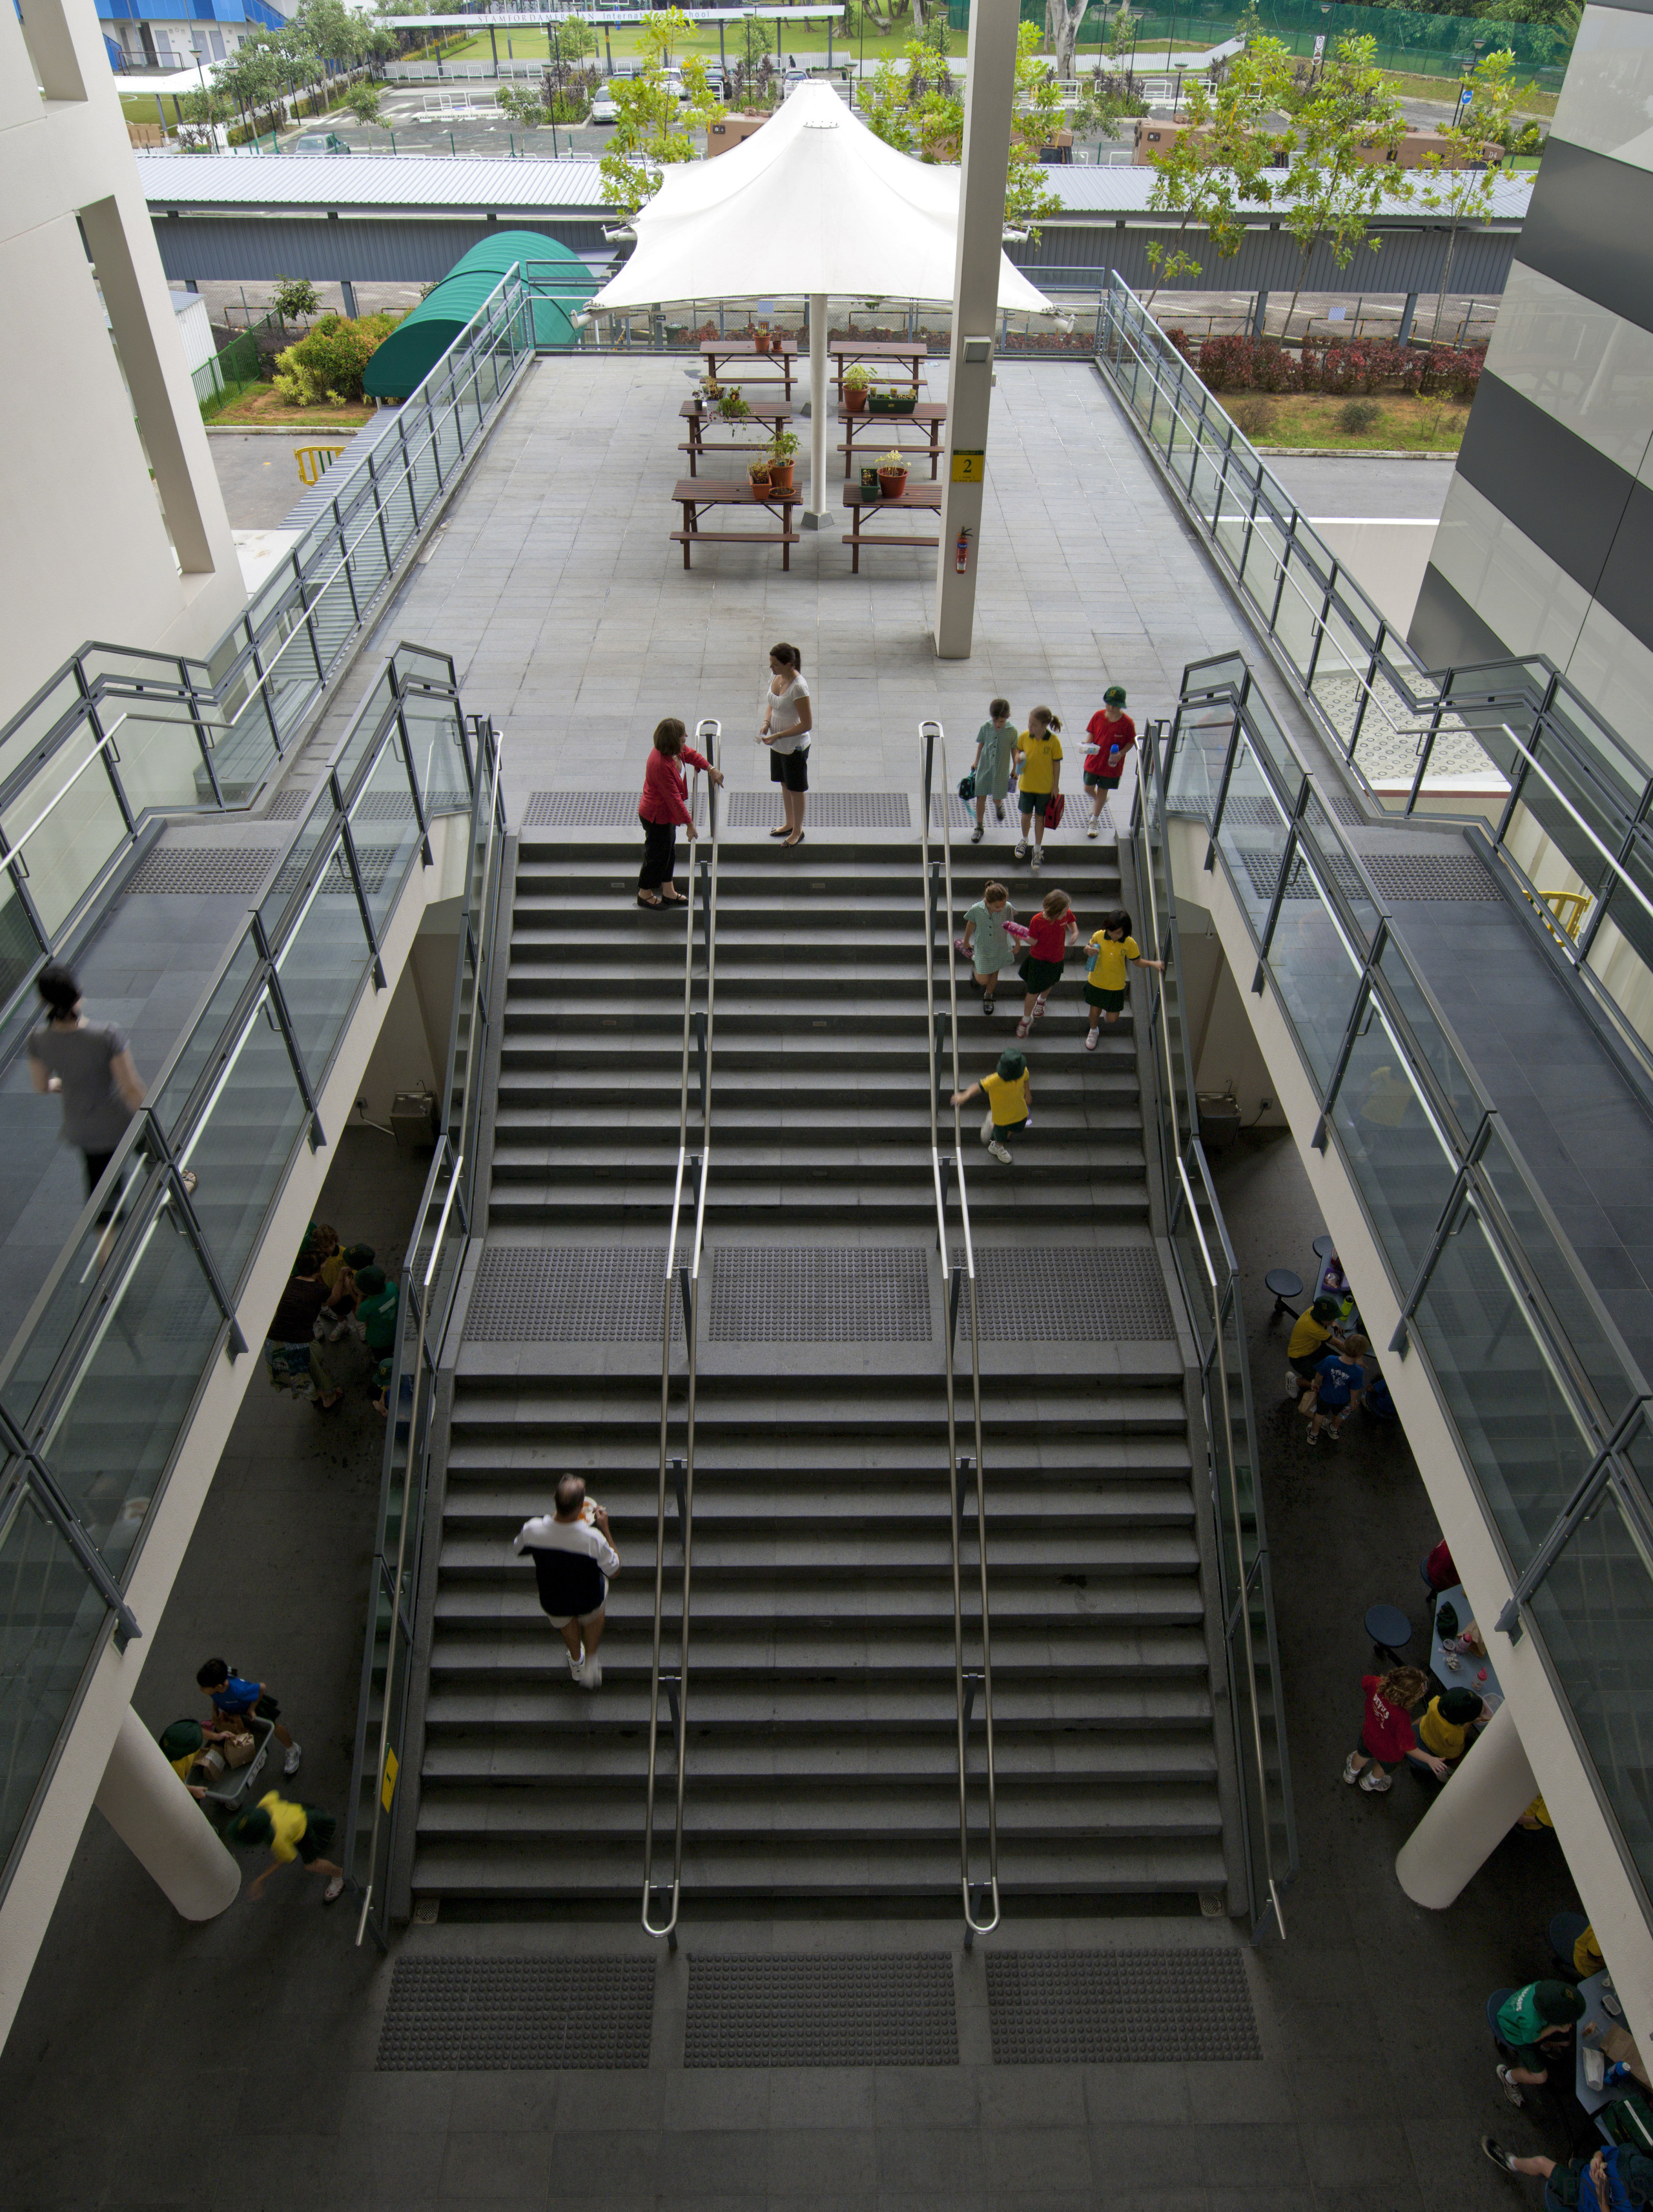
left=0, top=648, right=478, bottom=1913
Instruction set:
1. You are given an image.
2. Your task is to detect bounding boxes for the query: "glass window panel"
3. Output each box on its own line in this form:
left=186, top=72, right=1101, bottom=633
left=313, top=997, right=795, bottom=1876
left=0, top=671, right=85, bottom=796
left=37, top=1197, right=227, bottom=1574
left=332, top=669, right=398, bottom=798
left=1302, top=798, right=1379, bottom=953
left=349, top=752, right=424, bottom=942
left=1188, top=444, right=1225, bottom=529
left=1581, top=904, right=1653, bottom=1066
left=400, top=694, right=469, bottom=814
left=3, top=737, right=128, bottom=938
left=152, top=932, right=262, bottom=1142
left=274, top=840, right=372, bottom=1083
left=1308, top=597, right=1378, bottom=759
left=176, top=988, right=309, bottom=1290
left=1240, top=508, right=1286, bottom=624
left=1215, top=739, right=1291, bottom=941
left=1415, top=1200, right=1596, bottom=1567
left=1263, top=854, right=1366, bottom=1091
left=249, top=613, right=320, bottom=752
left=0, top=876, right=43, bottom=1017
left=258, top=791, right=337, bottom=946
left=1271, top=539, right=1324, bottom=683
left=107, top=698, right=216, bottom=813
left=298, top=566, right=357, bottom=683
left=1526, top=1485, right=1653, bottom=1898
left=0, top=1483, right=109, bottom=1878
left=1375, top=933, right=1483, bottom=1146
left=1329, top=1003, right=1458, bottom=1283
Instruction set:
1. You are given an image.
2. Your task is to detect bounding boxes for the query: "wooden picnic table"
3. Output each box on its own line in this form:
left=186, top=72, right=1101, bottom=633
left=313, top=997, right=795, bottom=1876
left=673, top=477, right=800, bottom=571
left=700, top=337, right=800, bottom=400
left=839, top=401, right=947, bottom=481
left=841, top=481, right=943, bottom=573
left=679, top=397, right=796, bottom=478
left=830, top=338, right=932, bottom=399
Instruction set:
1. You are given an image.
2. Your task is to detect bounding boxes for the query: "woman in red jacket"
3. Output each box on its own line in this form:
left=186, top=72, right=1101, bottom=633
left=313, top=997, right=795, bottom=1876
left=637, top=718, right=723, bottom=909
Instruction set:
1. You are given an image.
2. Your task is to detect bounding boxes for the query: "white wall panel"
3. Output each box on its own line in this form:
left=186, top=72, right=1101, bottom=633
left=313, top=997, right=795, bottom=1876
left=1486, top=260, right=1653, bottom=479
left=1428, top=474, right=1592, bottom=672
left=1550, top=3, right=1653, bottom=172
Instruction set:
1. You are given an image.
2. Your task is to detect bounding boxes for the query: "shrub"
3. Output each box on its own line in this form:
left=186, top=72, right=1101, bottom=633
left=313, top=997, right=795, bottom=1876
left=1421, top=345, right=1485, bottom=400
left=1163, top=326, right=1197, bottom=367
left=1337, top=398, right=1382, bottom=434
left=1196, top=333, right=1255, bottom=391
left=1251, top=341, right=1300, bottom=394
left=1228, top=395, right=1274, bottom=439
left=272, top=311, right=398, bottom=406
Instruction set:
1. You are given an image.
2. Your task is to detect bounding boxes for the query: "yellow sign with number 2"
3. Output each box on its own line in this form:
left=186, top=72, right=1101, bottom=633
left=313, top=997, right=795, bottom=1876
left=952, top=450, right=985, bottom=483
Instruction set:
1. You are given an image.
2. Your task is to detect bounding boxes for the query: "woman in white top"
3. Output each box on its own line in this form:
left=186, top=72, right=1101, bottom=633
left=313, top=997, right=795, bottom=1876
left=759, top=641, right=813, bottom=847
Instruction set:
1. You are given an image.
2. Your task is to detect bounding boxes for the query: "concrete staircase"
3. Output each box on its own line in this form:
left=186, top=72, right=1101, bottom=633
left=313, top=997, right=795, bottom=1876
left=411, top=810, right=1232, bottom=1906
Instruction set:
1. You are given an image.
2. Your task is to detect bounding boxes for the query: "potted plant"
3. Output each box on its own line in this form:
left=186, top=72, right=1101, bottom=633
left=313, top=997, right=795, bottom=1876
left=717, top=387, right=750, bottom=423
left=869, top=384, right=918, bottom=416
left=876, top=450, right=908, bottom=498
left=748, top=455, right=774, bottom=490
left=754, top=318, right=773, bottom=355
left=843, top=362, right=871, bottom=414
left=767, top=427, right=799, bottom=491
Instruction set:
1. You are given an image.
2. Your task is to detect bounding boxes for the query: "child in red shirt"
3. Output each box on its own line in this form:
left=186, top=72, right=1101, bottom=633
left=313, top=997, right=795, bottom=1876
left=1014, top=889, right=1078, bottom=1039
left=1083, top=687, right=1136, bottom=840
left=1343, top=1666, right=1448, bottom=1793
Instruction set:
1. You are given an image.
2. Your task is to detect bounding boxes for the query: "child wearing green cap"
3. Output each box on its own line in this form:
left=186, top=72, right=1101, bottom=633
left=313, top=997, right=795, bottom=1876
left=1083, top=688, right=1136, bottom=839
left=952, top=1049, right=1032, bottom=1166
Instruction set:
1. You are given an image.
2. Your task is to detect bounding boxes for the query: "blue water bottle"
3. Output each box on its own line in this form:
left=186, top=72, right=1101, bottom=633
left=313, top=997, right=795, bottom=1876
left=1605, top=2061, right=1634, bottom=2089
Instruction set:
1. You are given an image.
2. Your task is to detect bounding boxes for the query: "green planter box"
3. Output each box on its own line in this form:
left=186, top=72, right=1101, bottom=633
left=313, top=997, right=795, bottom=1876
left=868, top=395, right=918, bottom=415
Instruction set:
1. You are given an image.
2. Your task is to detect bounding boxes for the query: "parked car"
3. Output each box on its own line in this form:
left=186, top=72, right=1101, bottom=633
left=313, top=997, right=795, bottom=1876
left=289, top=130, right=351, bottom=154
left=590, top=91, right=619, bottom=123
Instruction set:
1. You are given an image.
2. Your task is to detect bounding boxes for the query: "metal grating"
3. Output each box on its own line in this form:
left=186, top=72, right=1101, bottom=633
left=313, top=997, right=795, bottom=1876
left=523, top=790, right=639, bottom=828
left=124, top=847, right=283, bottom=897
left=1359, top=853, right=1499, bottom=902
left=465, top=1245, right=686, bottom=1341
left=987, top=1950, right=1260, bottom=2064
left=684, top=1954, right=956, bottom=2067
left=706, top=1247, right=931, bottom=1342
left=376, top=1956, right=654, bottom=2071
left=270, top=843, right=400, bottom=898
left=1235, top=847, right=1368, bottom=904
left=727, top=790, right=910, bottom=829
left=952, top=1245, right=1173, bottom=1342
left=264, top=787, right=311, bottom=821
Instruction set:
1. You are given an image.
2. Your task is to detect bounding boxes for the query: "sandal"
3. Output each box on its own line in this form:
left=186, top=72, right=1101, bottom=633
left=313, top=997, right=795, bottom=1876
left=323, top=1874, right=345, bottom=1903
left=660, top=887, right=688, bottom=904
left=636, top=891, right=663, bottom=908
left=785, top=830, right=806, bottom=847
left=769, top=826, right=792, bottom=838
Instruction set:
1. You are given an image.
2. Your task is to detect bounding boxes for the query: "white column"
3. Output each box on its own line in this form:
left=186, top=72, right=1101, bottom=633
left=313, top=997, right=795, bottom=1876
left=94, top=1707, right=241, bottom=1921
left=801, top=291, right=834, bottom=531
left=1395, top=1699, right=1537, bottom=1910
left=934, top=0, right=1021, bottom=659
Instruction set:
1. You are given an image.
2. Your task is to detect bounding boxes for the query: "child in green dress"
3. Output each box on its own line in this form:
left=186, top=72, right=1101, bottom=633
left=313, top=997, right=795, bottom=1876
left=969, top=699, right=1015, bottom=841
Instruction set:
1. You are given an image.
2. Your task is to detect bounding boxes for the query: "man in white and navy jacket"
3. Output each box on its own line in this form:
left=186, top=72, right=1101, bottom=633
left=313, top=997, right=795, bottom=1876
left=513, top=1474, right=621, bottom=1690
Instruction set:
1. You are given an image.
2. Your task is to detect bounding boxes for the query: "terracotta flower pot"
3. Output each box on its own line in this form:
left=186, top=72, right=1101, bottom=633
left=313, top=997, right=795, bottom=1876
left=748, top=465, right=774, bottom=490
left=843, top=388, right=867, bottom=413
left=768, top=460, right=795, bottom=491
left=754, top=332, right=772, bottom=354
left=878, top=467, right=909, bottom=498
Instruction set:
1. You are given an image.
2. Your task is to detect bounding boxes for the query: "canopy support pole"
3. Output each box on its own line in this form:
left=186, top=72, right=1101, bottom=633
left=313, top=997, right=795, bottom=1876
left=934, top=0, right=1020, bottom=659
left=801, top=291, right=835, bottom=531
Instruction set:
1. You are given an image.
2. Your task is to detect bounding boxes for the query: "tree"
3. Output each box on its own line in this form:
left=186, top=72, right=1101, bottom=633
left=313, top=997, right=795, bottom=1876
left=557, top=14, right=597, bottom=63
left=1141, top=35, right=1295, bottom=307
left=338, top=81, right=384, bottom=127
left=863, top=23, right=1064, bottom=237
left=1276, top=33, right=1414, bottom=343
left=637, top=6, right=693, bottom=69
left=599, top=52, right=722, bottom=214
left=1049, top=0, right=1091, bottom=85
left=174, top=85, right=231, bottom=150
left=497, top=83, right=550, bottom=132
left=1412, top=47, right=1525, bottom=340
left=271, top=276, right=322, bottom=325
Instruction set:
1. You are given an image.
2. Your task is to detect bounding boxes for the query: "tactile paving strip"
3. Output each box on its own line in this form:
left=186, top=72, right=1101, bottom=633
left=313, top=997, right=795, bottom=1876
left=986, top=1949, right=1260, bottom=2064
left=951, top=1245, right=1173, bottom=1342
left=706, top=1246, right=931, bottom=1341
left=466, top=1245, right=686, bottom=1341
left=263, top=788, right=311, bottom=821
left=1329, top=793, right=1368, bottom=827
left=376, top=1956, right=655, bottom=2071
left=684, top=1954, right=956, bottom=2067
left=269, top=843, right=400, bottom=898
left=523, top=791, right=639, bottom=827
left=351, top=789, right=469, bottom=820
left=727, top=790, right=910, bottom=829
left=124, top=847, right=283, bottom=896
left=1234, top=847, right=1368, bottom=904
left=1359, top=853, right=1500, bottom=902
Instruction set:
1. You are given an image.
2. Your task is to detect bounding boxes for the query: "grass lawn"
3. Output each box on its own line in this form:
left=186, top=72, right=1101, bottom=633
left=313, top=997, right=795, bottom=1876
left=207, top=386, right=377, bottom=428
left=1377, top=65, right=1558, bottom=115
left=1218, top=390, right=1471, bottom=451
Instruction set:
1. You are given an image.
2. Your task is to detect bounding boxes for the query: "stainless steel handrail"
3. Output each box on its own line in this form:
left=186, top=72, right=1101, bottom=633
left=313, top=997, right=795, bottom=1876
left=919, top=719, right=1000, bottom=1940
left=642, top=718, right=719, bottom=1947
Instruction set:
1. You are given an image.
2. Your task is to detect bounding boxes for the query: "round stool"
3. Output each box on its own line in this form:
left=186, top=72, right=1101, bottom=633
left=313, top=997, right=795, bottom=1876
left=1366, top=1603, right=1412, bottom=1661
left=1266, top=1268, right=1303, bottom=1317
left=1313, top=1234, right=1338, bottom=1261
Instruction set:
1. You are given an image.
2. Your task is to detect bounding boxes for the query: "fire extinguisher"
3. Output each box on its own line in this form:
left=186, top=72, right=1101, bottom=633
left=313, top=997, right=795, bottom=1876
left=955, top=527, right=972, bottom=575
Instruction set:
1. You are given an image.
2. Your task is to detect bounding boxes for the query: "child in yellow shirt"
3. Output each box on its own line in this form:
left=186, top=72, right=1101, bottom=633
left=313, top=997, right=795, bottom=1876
left=1083, top=907, right=1163, bottom=1051
left=952, top=1049, right=1032, bottom=1166
left=1014, top=708, right=1063, bottom=869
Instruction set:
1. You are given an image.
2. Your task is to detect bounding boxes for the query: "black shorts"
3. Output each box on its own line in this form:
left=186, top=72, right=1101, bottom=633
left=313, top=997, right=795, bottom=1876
left=1288, top=1352, right=1322, bottom=1384
left=1019, top=956, right=1063, bottom=992
left=295, top=1808, right=336, bottom=1864
left=1083, top=984, right=1125, bottom=1012
left=1020, top=789, right=1051, bottom=816
left=770, top=747, right=809, bottom=792
left=1083, top=772, right=1121, bottom=793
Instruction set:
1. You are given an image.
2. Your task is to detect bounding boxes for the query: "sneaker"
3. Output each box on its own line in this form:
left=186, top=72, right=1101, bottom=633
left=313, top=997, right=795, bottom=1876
left=1084, top=1029, right=1099, bottom=1052
left=283, top=1743, right=302, bottom=1778
left=1030, top=848, right=1042, bottom=869
left=988, top=1141, right=1012, bottom=1164
left=582, top=1653, right=602, bottom=1691
left=1341, top=1755, right=1361, bottom=1785
left=1482, top=2137, right=1520, bottom=2171
left=970, top=826, right=984, bottom=843
left=1305, top=1429, right=1319, bottom=1448
left=1359, top=1768, right=1392, bottom=1793
left=1087, top=821, right=1099, bottom=838
left=994, top=801, right=1006, bottom=823
left=1014, top=1018, right=1031, bottom=1039
left=1495, top=2067, right=1526, bottom=2109
left=567, top=1645, right=586, bottom=1680
left=982, top=996, right=994, bottom=1017
left=1014, top=840, right=1028, bottom=860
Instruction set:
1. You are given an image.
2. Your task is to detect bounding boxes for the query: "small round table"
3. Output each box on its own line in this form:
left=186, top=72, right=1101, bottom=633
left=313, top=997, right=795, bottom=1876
left=1265, top=1268, right=1303, bottom=1317
left=1366, top=1603, right=1412, bottom=1662
left=1313, top=1234, right=1338, bottom=1261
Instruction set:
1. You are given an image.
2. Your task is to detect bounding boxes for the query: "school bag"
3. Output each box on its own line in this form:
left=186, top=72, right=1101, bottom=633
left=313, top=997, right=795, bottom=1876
left=1044, top=792, right=1065, bottom=831
left=958, top=771, right=976, bottom=800
left=1582, top=2144, right=1635, bottom=2211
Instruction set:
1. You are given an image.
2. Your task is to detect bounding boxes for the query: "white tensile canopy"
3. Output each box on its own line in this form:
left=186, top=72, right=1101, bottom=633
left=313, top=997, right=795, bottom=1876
left=590, top=82, right=1054, bottom=316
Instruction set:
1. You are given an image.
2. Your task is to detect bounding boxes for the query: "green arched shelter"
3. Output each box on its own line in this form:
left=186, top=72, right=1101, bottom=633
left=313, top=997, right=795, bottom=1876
left=364, top=231, right=596, bottom=401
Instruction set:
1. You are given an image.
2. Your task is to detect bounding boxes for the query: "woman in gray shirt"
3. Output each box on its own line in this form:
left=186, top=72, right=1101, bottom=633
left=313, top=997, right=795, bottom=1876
left=28, top=964, right=147, bottom=1223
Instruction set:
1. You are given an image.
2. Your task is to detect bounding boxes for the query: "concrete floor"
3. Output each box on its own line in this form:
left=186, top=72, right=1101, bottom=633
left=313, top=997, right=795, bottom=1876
left=207, top=430, right=340, bottom=528
left=1259, top=453, right=1455, bottom=523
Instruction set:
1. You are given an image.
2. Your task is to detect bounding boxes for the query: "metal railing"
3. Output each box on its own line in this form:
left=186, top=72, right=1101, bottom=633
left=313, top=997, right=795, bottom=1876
left=1094, top=271, right=1653, bottom=1099
left=0, top=646, right=480, bottom=1913
left=642, top=722, right=720, bottom=1949
left=1130, top=719, right=1295, bottom=1942
left=344, top=714, right=506, bottom=1948
left=0, top=268, right=534, bottom=1058
left=918, top=720, right=1000, bottom=1943
left=1159, top=658, right=1653, bottom=1927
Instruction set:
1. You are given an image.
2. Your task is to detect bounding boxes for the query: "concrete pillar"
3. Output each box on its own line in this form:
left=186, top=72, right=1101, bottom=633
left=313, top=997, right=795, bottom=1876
left=1250, top=289, right=1269, bottom=339
left=934, top=0, right=1022, bottom=659
left=340, top=279, right=359, bottom=316
left=801, top=291, right=833, bottom=530
left=1398, top=289, right=1419, bottom=346
left=94, top=1706, right=241, bottom=1920
left=1395, top=1699, right=1537, bottom=1910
